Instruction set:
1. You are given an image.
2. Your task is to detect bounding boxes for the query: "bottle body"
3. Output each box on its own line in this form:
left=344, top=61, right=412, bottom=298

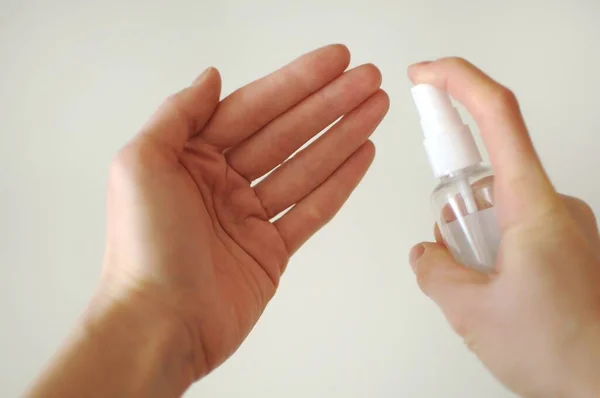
left=432, top=164, right=500, bottom=272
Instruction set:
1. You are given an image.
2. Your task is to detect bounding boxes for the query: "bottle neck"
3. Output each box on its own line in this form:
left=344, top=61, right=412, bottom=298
left=437, top=163, right=487, bottom=184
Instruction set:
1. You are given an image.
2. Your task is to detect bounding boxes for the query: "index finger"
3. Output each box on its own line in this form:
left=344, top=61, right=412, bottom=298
left=408, top=58, right=560, bottom=228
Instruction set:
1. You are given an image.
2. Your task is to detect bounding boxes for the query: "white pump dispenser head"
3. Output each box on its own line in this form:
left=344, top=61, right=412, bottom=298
left=411, top=84, right=482, bottom=178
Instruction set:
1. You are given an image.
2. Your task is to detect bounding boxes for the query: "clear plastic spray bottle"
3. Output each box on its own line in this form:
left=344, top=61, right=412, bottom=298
left=412, top=84, right=500, bottom=273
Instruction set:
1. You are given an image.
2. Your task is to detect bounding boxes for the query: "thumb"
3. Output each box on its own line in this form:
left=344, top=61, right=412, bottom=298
left=410, top=242, right=489, bottom=336
left=140, top=67, right=222, bottom=153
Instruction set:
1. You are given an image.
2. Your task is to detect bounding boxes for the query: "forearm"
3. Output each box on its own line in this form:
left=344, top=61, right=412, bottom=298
left=26, top=289, right=195, bottom=398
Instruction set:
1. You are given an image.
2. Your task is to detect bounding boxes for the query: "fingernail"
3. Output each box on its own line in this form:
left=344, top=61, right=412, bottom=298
left=409, top=60, right=432, bottom=68
left=408, top=61, right=432, bottom=73
left=192, top=67, right=215, bottom=85
left=409, top=244, right=426, bottom=270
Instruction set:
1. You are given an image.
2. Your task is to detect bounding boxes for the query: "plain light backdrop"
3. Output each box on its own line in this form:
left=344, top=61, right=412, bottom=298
left=1, top=0, right=599, bottom=397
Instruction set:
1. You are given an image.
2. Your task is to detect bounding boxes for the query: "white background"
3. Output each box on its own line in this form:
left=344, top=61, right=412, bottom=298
left=1, top=0, right=599, bottom=397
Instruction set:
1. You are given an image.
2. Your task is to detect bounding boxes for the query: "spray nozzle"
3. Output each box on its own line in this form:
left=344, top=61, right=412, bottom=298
left=411, top=84, right=482, bottom=178
left=412, top=84, right=464, bottom=137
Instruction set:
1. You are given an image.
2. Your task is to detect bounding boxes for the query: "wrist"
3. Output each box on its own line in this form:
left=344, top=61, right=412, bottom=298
left=27, top=283, right=197, bottom=398
left=83, top=284, right=197, bottom=397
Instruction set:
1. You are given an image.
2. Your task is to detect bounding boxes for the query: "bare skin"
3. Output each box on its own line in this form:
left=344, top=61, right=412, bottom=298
left=27, top=44, right=389, bottom=397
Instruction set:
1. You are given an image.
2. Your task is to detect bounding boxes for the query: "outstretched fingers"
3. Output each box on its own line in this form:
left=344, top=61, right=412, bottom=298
left=197, top=44, right=352, bottom=149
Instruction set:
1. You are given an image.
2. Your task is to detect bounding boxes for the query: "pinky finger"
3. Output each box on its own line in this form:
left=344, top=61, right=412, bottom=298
left=275, top=140, right=375, bottom=255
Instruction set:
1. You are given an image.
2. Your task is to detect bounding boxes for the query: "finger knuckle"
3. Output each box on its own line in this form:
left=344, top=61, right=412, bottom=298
left=448, top=305, right=474, bottom=338
left=489, top=85, right=519, bottom=111
left=441, top=56, right=469, bottom=65
left=415, top=262, right=435, bottom=294
left=109, top=142, right=152, bottom=181
left=462, top=332, right=479, bottom=352
left=577, top=201, right=598, bottom=228
left=440, top=56, right=470, bottom=68
left=305, top=205, right=325, bottom=224
left=307, top=203, right=336, bottom=227
left=563, top=195, right=597, bottom=223
left=162, top=93, right=182, bottom=110
left=109, top=148, right=133, bottom=180
left=260, top=199, right=278, bottom=220
left=575, top=198, right=595, bottom=218
left=161, top=93, right=191, bottom=121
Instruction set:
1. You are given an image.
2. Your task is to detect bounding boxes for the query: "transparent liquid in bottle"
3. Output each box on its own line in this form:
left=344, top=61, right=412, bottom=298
left=432, top=164, right=500, bottom=272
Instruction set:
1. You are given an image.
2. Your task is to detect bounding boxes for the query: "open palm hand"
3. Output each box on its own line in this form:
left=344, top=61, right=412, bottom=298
left=101, top=45, right=388, bottom=379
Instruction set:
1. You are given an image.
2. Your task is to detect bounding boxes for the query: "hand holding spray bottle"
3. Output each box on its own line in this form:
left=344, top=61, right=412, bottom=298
left=412, top=84, right=500, bottom=272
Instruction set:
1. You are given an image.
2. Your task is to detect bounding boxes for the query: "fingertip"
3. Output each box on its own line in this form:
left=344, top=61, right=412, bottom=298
left=361, top=63, right=383, bottom=87
left=407, top=57, right=474, bottom=87
left=192, top=67, right=218, bottom=84
left=351, top=139, right=376, bottom=169
left=409, top=243, right=426, bottom=271
left=315, top=44, right=351, bottom=72
left=361, top=139, right=376, bottom=160
left=407, top=60, right=432, bottom=81
left=365, top=89, right=390, bottom=119
left=190, top=67, right=222, bottom=101
left=413, top=242, right=489, bottom=291
left=376, top=89, right=391, bottom=111
left=328, top=43, right=351, bottom=67
left=346, top=63, right=383, bottom=94
left=210, top=66, right=222, bottom=84
left=212, top=67, right=223, bottom=94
